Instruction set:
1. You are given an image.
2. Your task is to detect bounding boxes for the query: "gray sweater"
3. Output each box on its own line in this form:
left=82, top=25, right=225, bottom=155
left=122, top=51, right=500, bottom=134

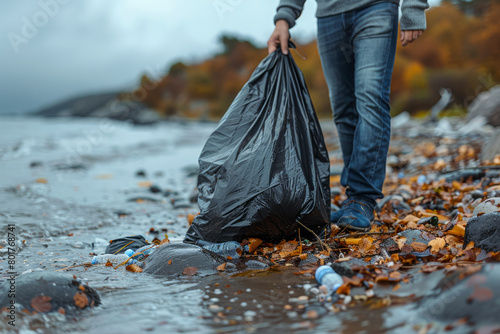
left=274, top=0, right=429, bottom=31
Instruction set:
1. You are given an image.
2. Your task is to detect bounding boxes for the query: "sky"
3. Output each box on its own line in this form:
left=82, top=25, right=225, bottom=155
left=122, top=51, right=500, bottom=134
left=0, top=0, right=438, bottom=115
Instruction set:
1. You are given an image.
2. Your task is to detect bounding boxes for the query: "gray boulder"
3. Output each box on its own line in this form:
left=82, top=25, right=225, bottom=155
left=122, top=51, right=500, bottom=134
left=481, top=129, right=500, bottom=162
left=0, top=272, right=100, bottom=314
left=473, top=197, right=500, bottom=216
left=463, top=212, right=500, bottom=252
left=467, top=85, right=500, bottom=127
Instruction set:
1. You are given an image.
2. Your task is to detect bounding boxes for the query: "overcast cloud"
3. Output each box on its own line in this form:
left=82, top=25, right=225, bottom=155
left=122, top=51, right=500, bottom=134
left=0, top=0, right=437, bottom=114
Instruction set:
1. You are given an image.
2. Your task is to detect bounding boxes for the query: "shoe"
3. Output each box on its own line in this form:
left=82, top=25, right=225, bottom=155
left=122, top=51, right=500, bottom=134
left=330, top=209, right=344, bottom=224
left=337, top=199, right=374, bottom=232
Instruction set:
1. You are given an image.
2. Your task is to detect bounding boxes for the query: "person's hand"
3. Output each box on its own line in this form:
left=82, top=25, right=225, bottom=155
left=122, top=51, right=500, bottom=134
left=267, top=20, right=290, bottom=54
left=400, top=30, right=423, bottom=47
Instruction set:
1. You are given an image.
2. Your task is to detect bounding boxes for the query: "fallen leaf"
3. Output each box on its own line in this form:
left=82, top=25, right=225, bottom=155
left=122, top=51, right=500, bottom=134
left=428, top=238, right=446, bottom=253
left=58, top=307, right=65, bottom=315
left=35, top=178, right=48, bottom=184
left=73, top=291, right=89, bottom=309
left=182, top=267, right=198, bottom=276
left=187, top=213, right=195, bottom=226
left=217, top=263, right=227, bottom=271
left=394, top=236, right=407, bottom=250
left=345, top=238, right=362, bottom=245
left=31, top=296, right=52, bottom=313
left=126, top=264, right=143, bottom=273
left=402, top=215, right=420, bottom=223
left=411, top=242, right=428, bottom=252
left=447, top=224, right=466, bottom=237
left=336, top=283, right=351, bottom=295
left=137, top=181, right=152, bottom=187
left=248, top=238, right=263, bottom=253
left=168, top=260, right=172, bottom=265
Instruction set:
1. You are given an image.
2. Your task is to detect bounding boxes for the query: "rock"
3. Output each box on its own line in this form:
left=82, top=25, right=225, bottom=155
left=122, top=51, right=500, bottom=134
left=35, top=92, right=119, bottom=117
left=376, top=195, right=411, bottom=213
left=467, top=85, right=500, bottom=127
left=143, top=243, right=226, bottom=276
left=399, top=229, right=429, bottom=245
left=417, top=264, right=500, bottom=325
left=149, top=185, right=162, bottom=193
left=0, top=272, right=100, bottom=313
left=481, top=129, right=500, bottom=162
left=463, top=212, right=500, bottom=252
left=472, top=197, right=500, bottom=216
left=29, top=161, right=43, bottom=168
left=135, top=169, right=147, bottom=178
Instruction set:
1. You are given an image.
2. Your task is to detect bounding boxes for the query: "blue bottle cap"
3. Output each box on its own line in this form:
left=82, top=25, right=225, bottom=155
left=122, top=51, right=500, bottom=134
left=91, top=256, right=98, bottom=265
left=315, top=265, right=334, bottom=284
left=124, top=249, right=135, bottom=257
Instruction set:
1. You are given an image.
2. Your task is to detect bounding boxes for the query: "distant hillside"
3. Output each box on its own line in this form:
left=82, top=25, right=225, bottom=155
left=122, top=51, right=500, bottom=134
left=126, top=1, right=499, bottom=120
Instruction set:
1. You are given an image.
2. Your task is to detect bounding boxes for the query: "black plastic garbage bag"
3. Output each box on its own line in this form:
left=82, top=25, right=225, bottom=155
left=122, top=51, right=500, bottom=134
left=184, top=47, right=330, bottom=244
left=105, top=235, right=149, bottom=254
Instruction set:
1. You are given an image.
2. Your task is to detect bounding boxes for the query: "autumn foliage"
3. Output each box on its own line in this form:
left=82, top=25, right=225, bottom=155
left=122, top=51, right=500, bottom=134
left=129, top=1, right=499, bottom=119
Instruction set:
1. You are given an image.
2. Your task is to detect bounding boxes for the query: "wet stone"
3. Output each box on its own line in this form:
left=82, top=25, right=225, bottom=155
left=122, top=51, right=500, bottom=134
left=463, top=212, right=500, bottom=252
left=472, top=197, right=500, bottom=216
left=0, top=272, right=100, bottom=314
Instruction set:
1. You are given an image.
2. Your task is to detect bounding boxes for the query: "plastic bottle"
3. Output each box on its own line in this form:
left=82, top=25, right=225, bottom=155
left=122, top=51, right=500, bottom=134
left=91, top=254, right=137, bottom=265
left=315, top=265, right=343, bottom=295
left=195, top=240, right=247, bottom=259
left=124, top=245, right=156, bottom=260
left=417, top=216, right=439, bottom=227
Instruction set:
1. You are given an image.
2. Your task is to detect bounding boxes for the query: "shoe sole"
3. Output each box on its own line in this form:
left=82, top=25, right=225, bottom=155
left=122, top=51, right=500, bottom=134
left=337, top=221, right=371, bottom=232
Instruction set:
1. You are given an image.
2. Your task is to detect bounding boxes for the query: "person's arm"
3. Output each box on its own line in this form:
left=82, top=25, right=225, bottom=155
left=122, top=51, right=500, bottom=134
left=267, top=0, right=307, bottom=54
left=400, top=0, right=430, bottom=47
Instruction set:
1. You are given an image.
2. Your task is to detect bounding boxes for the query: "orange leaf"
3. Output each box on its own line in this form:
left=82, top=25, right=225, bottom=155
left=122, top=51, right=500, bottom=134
left=187, top=214, right=195, bottom=226
left=35, top=178, right=48, bottom=184
left=137, top=181, right=152, bottom=187
left=168, top=260, right=172, bottom=265
left=217, top=263, right=227, bottom=271
left=73, top=291, right=89, bottom=309
left=448, top=224, right=465, bottom=237
left=428, top=238, right=446, bottom=253
left=31, top=296, right=52, bottom=313
left=182, top=267, right=198, bottom=276
left=126, top=264, right=143, bottom=273
left=248, top=238, right=263, bottom=253
left=336, top=283, right=351, bottom=295
left=345, top=238, right=361, bottom=245
left=410, top=242, right=428, bottom=252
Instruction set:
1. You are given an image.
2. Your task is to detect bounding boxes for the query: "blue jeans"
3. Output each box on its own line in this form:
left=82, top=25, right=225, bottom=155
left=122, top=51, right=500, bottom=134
left=317, top=2, right=399, bottom=207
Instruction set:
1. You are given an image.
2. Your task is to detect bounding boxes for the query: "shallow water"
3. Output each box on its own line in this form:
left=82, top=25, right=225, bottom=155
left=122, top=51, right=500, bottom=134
left=0, top=117, right=492, bottom=334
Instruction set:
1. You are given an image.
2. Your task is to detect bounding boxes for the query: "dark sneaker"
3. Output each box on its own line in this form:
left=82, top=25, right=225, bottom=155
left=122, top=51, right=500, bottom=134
left=330, top=209, right=344, bottom=224
left=337, top=199, right=374, bottom=232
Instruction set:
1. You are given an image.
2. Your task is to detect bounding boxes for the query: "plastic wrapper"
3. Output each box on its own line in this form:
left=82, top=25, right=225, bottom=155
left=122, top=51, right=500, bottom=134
left=105, top=235, right=148, bottom=254
left=184, top=47, right=330, bottom=243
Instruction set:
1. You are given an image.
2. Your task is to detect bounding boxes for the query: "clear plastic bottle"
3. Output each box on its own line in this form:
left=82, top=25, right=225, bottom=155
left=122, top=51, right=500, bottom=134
left=91, top=254, right=137, bottom=265
left=315, top=265, right=343, bottom=295
left=196, top=240, right=247, bottom=259
left=124, top=245, right=156, bottom=260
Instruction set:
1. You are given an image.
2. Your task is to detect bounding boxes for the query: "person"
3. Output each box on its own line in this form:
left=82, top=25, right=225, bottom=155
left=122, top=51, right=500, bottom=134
left=268, top=0, right=429, bottom=231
